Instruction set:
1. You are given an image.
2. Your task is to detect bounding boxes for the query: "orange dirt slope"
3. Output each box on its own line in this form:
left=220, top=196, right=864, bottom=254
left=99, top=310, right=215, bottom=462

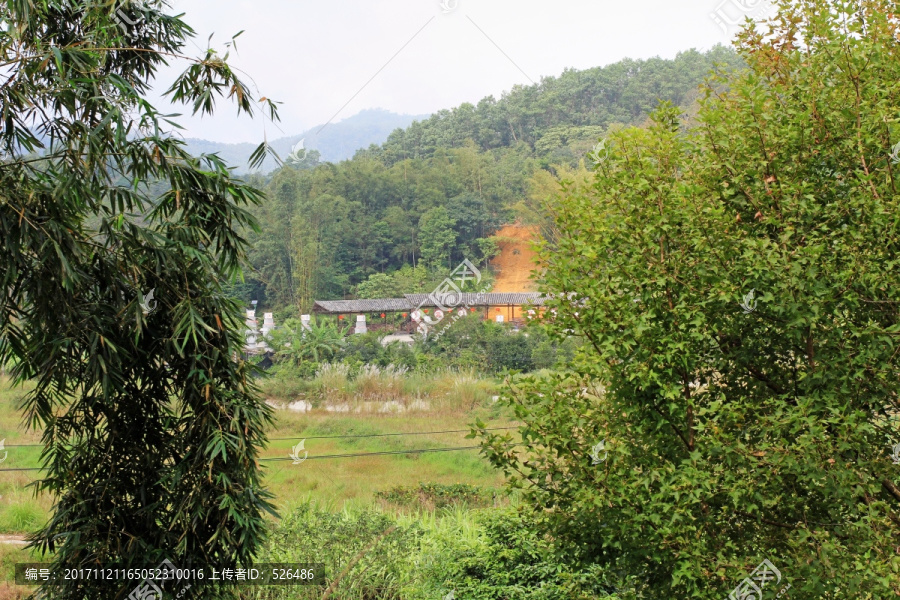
left=489, top=224, right=540, bottom=293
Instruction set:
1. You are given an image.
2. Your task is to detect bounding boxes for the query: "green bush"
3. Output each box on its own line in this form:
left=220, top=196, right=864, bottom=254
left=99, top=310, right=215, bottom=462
left=416, top=507, right=626, bottom=600
left=267, top=319, right=345, bottom=365
left=484, top=330, right=534, bottom=373
left=530, top=339, right=556, bottom=371
left=421, top=320, right=575, bottom=374
left=254, top=503, right=423, bottom=600
left=375, top=483, right=492, bottom=510
left=338, top=331, right=388, bottom=367
left=383, top=342, right=420, bottom=371
left=251, top=503, right=627, bottom=600
left=423, top=316, right=488, bottom=368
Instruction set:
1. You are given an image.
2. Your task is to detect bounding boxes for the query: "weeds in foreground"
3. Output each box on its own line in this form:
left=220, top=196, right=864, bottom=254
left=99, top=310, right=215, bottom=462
left=249, top=499, right=625, bottom=600
left=375, top=482, right=494, bottom=511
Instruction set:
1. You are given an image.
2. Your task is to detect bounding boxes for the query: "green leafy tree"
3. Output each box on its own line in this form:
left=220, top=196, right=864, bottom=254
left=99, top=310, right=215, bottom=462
left=0, top=1, right=280, bottom=597
left=247, top=167, right=303, bottom=307
left=418, top=206, right=457, bottom=271
left=291, top=193, right=358, bottom=308
left=352, top=272, right=396, bottom=299
left=285, top=147, right=321, bottom=170
left=354, top=265, right=434, bottom=299
left=480, top=2, right=900, bottom=598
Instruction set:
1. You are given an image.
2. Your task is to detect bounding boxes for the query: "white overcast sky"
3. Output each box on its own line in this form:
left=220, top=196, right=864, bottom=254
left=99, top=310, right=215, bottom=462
left=153, top=0, right=772, bottom=143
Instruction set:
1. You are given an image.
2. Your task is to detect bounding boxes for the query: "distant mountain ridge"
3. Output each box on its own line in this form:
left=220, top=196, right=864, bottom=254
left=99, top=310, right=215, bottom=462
left=184, top=108, right=428, bottom=173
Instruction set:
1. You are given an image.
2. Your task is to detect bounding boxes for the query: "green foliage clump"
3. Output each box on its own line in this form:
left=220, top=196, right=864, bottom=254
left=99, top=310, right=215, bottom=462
left=267, top=319, right=575, bottom=378
left=417, top=508, right=625, bottom=600
left=0, top=1, right=280, bottom=597
left=255, top=503, right=423, bottom=600
left=267, top=319, right=345, bottom=364
left=424, top=320, right=577, bottom=374
left=252, top=503, right=626, bottom=600
left=375, top=483, right=491, bottom=510
left=484, top=330, right=534, bottom=373
left=480, top=1, right=900, bottom=598
left=354, top=265, right=433, bottom=299
left=336, top=331, right=391, bottom=367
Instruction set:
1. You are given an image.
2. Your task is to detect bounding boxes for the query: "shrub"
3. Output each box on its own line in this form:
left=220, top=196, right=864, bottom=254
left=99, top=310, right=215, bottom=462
left=338, top=331, right=389, bottom=366
left=484, top=330, right=534, bottom=372
left=268, top=319, right=345, bottom=364
left=250, top=503, right=626, bottom=600
left=382, top=341, right=420, bottom=371
left=530, top=339, right=556, bottom=371
left=253, top=503, right=423, bottom=600
left=415, top=507, right=626, bottom=600
left=375, top=483, right=491, bottom=510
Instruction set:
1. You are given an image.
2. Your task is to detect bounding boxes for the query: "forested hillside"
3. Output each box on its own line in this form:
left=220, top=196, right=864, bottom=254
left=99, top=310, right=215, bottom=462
left=241, top=46, right=745, bottom=312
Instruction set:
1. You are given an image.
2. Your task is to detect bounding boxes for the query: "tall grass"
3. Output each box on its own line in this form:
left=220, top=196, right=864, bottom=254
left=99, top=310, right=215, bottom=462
left=316, top=362, right=351, bottom=395
left=260, top=364, right=500, bottom=413
left=249, top=500, right=488, bottom=600
left=352, top=364, right=407, bottom=403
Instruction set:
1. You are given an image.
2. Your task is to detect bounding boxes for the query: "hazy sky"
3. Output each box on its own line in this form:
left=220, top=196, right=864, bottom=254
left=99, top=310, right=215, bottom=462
left=153, top=0, right=774, bottom=143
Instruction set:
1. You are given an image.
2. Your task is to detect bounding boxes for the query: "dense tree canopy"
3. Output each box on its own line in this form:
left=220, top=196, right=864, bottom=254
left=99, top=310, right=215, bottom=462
left=375, top=46, right=744, bottom=165
left=0, top=0, right=278, bottom=597
left=480, top=1, right=900, bottom=598
left=242, top=48, right=746, bottom=312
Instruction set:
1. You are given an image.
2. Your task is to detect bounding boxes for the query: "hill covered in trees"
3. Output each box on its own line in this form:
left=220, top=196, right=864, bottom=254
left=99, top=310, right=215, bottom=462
left=239, top=46, right=746, bottom=312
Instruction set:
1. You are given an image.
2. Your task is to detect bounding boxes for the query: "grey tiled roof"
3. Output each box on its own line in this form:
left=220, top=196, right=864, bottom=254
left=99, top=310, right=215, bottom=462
left=312, top=293, right=547, bottom=314
left=312, top=298, right=412, bottom=314
left=405, top=292, right=546, bottom=308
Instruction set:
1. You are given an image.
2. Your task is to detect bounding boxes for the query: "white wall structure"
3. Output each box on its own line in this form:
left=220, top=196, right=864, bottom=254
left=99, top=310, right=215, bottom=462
left=245, top=309, right=258, bottom=349
left=252, top=312, right=275, bottom=352
left=261, top=312, right=275, bottom=336
left=355, top=315, right=367, bottom=334
left=300, top=314, right=312, bottom=331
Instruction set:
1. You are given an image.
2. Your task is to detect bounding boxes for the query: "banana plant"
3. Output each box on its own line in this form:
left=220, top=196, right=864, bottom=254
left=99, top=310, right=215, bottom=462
left=266, top=318, right=346, bottom=364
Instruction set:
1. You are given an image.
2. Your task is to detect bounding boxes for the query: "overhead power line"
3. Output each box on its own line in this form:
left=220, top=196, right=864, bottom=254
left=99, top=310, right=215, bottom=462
left=268, top=426, right=517, bottom=442
left=2, top=426, right=520, bottom=448
left=0, top=444, right=508, bottom=472
left=260, top=445, right=484, bottom=462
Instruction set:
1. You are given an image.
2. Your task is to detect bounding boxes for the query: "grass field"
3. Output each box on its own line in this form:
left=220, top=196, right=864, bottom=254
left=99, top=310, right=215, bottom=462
left=0, top=373, right=620, bottom=599
left=0, top=372, right=516, bottom=534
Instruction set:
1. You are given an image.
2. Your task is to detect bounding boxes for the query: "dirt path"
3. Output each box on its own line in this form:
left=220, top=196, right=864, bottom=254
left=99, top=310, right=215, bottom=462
left=490, top=224, right=539, bottom=292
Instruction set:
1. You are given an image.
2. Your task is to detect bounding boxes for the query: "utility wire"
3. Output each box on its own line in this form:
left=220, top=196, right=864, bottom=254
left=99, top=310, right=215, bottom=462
left=269, top=426, right=517, bottom=442
left=2, top=426, right=520, bottom=448
left=261, top=445, right=484, bottom=462
left=0, top=444, right=507, bottom=472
